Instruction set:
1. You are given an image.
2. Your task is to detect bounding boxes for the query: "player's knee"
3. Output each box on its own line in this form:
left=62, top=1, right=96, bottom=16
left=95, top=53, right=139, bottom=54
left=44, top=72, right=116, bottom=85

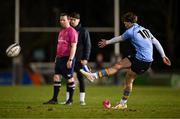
left=68, top=78, right=75, bottom=89
left=53, top=75, right=61, bottom=81
left=113, top=64, right=122, bottom=70
left=127, top=70, right=136, bottom=79
left=68, top=77, right=74, bottom=83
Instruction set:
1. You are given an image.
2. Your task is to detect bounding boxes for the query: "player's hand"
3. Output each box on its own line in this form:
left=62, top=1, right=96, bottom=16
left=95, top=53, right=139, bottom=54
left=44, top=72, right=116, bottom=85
left=163, top=56, right=171, bottom=66
left=98, top=39, right=107, bottom=48
left=81, top=60, right=88, bottom=65
left=67, top=60, right=72, bottom=68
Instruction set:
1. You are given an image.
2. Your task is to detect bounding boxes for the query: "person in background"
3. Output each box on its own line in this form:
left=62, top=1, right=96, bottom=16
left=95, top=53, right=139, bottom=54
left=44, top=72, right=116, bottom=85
left=65, top=12, right=91, bottom=105
left=95, top=53, right=104, bottom=70
left=43, top=13, right=78, bottom=105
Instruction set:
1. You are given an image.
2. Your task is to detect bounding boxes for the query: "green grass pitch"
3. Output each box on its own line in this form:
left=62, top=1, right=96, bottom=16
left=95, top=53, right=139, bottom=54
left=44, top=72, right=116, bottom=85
left=0, top=85, right=180, bottom=118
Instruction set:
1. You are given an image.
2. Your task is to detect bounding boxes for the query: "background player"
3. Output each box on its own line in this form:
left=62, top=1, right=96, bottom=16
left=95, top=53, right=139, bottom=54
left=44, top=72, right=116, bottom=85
left=66, top=12, right=91, bottom=105
left=43, top=13, right=78, bottom=105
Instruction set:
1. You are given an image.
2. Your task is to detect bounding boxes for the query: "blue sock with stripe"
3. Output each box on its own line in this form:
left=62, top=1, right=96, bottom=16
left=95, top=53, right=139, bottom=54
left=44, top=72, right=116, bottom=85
left=120, top=90, right=130, bottom=105
left=96, top=69, right=110, bottom=78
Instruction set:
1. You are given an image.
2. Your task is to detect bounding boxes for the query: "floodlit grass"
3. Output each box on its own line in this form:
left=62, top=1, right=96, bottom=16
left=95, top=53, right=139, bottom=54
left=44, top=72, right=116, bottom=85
left=0, top=85, right=180, bottom=118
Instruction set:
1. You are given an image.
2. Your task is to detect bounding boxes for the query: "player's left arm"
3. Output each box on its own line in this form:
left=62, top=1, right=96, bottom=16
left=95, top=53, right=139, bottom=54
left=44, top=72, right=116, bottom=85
left=82, top=30, right=91, bottom=65
left=152, top=37, right=171, bottom=66
left=67, top=42, right=77, bottom=68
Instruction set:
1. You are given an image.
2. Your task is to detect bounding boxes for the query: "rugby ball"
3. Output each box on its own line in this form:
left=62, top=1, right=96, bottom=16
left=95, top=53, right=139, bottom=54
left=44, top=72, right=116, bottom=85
left=103, top=99, right=111, bottom=109
left=6, top=43, right=21, bottom=57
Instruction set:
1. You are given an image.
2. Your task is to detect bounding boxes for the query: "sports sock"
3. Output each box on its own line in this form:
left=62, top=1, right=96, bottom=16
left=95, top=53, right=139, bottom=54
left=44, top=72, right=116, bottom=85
left=66, top=92, right=70, bottom=101
left=52, top=81, right=61, bottom=101
left=68, top=82, right=75, bottom=102
left=80, top=92, right=85, bottom=102
left=82, top=64, right=90, bottom=72
left=95, top=68, right=110, bottom=79
left=120, top=90, right=130, bottom=105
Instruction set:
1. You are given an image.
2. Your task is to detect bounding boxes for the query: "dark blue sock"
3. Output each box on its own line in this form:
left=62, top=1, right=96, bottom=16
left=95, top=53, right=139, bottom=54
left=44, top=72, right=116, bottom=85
left=52, top=81, right=61, bottom=100
left=122, top=90, right=130, bottom=100
left=97, top=69, right=109, bottom=78
left=67, top=82, right=75, bottom=102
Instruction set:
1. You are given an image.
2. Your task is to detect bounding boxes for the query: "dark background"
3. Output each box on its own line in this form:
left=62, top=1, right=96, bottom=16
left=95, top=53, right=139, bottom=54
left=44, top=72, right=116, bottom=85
left=0, top=0, right=179, bottom=72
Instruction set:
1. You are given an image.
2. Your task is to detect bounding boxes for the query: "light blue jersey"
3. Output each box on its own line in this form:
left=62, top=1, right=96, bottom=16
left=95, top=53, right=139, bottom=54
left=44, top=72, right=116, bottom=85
left=121, top=23, right=165, bottom=62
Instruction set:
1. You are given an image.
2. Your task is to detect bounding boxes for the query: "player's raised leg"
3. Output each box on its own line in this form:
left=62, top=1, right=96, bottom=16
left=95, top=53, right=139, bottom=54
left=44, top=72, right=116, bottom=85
left=80, top=58, right=131, bottom=82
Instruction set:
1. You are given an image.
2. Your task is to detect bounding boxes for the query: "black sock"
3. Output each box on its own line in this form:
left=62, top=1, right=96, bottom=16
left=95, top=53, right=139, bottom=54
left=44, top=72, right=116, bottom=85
left=77, top=72, right=85, bottom=92
left=67, top=82, right=75, bottom=102
left=52, top=81, right=61, bottom=101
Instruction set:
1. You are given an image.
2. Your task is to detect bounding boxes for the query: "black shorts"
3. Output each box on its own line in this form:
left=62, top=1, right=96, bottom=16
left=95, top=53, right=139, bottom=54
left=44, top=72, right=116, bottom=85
left=127, top=55, right=152, bottom=75
left=55, top=56, right=75, bottom=79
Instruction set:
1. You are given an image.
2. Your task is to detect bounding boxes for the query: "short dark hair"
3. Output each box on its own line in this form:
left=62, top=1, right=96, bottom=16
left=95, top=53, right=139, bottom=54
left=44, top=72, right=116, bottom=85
left=122, top=12, right=137, bottom=23
left=70, top=12, right=80, bottom=19
left=60, top=12, right=69, bottom=17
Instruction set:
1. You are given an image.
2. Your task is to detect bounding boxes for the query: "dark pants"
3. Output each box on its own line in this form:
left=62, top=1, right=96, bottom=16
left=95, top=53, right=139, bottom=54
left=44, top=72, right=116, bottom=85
left=74, top=61, right=85, bottom=92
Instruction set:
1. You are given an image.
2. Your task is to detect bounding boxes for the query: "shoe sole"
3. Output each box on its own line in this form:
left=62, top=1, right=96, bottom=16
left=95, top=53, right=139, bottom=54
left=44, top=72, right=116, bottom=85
left=43, top=102, right=58, bottom=105
left=80, top=103, right=86, bottom=106
left=59, top=102, right=66, bottom=105
left=112, top=105, right=127, bottom=110
left=80, top=69, right=94, bottom=82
